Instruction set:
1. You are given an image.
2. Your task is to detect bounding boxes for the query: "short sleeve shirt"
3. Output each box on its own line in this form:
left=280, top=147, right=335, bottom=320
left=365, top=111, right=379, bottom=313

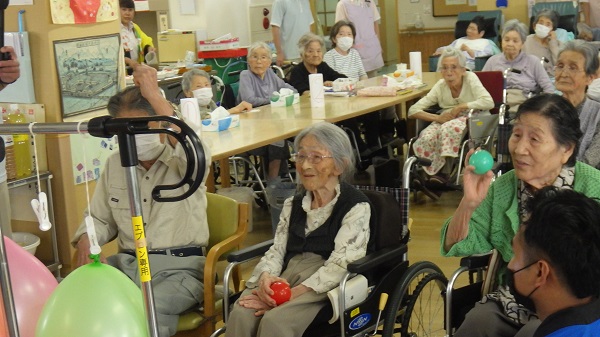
left=271, top=0, right=314, bottom=60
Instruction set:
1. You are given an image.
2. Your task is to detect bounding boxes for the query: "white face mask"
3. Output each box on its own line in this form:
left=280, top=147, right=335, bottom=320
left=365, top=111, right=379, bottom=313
left=192, top=87, right=213, bottom=106
left=135, top=134, right=164, bottom=161
left=336, top=36, right=354, bottom=52
left=535, top=24, right=551, bottom=39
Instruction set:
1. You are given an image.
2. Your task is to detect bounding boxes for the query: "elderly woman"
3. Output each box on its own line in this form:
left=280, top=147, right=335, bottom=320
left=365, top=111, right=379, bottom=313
left=522, top=9, right=562, bottom=78
left=434, top=15, right=500, bottom=71
left=181, top=68, right=251, bottom=118
left=554, top=40, right=600, bottom=168
left=409, top=47, right=494, bottom=187
left=443, top=94, right=600, bottom=337
left=237, top=41, right=297, bottom=107
left=289, top=33, right=346, bottom=95
left=482, top=19, right=554, bottom=111
left=225, top=122, right=372, bottom=337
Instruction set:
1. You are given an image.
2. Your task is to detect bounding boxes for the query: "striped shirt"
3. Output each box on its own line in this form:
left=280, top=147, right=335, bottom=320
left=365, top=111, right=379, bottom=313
left=324, top=48, right=367, bottom=80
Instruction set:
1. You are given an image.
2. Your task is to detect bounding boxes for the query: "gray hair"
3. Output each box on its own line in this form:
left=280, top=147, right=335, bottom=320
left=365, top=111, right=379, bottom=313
left=559, top=40, right=600, bottom=76
left=293, top=122, right=355, bottom=182
left=437, top=47, right=467, bottom=71
left=502, top=19, right=528, bottom=43
left=248, top=41, right=271, bottom=57
left=181, top=68, right=210, bottom=94
left=107, top=86, right=156, bottom=117
left=535, top=9, right=559, bottom=31
left=297, top=33, right=325, bottom=59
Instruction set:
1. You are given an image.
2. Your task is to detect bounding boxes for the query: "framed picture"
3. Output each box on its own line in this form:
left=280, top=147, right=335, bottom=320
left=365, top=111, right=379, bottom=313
left=54, top=34, right=121, bottom=117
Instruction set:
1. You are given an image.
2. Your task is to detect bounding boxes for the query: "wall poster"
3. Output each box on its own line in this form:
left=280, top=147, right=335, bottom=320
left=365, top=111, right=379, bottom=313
left=53, top=34, right=121, bottom=117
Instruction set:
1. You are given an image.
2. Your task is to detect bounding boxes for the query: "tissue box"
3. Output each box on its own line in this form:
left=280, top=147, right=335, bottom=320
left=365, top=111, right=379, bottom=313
left=270, top=93, right=300, bottom=107
left=198, top=37, right=240, bottom=51
left=332, top=78, right=358, bottom=92
left=201, top=115, right=240, bottom=132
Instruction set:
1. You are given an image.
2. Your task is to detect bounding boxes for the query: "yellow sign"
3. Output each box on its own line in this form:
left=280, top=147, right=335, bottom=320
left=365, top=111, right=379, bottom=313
left=132, top=216, right=151, bottom=283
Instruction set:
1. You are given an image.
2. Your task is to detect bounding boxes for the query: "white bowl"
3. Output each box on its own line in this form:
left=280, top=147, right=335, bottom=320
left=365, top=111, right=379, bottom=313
left=12, top=232, right=40, bottom=255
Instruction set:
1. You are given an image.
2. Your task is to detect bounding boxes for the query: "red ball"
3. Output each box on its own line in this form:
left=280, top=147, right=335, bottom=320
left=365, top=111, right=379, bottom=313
left=270, top=281, right=291, bottom=305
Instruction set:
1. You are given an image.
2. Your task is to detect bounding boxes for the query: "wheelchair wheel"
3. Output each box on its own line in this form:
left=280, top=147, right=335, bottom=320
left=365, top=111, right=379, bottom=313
left=381, top=261, right=445, bottom=337
left=401, top=272, right=447, bottom=337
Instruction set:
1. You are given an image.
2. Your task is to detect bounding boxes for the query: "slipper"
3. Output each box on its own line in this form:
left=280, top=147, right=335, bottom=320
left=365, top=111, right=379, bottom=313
left=412, top=178, right=440, bottom=201
left=428, top=175, right=448, bottom=186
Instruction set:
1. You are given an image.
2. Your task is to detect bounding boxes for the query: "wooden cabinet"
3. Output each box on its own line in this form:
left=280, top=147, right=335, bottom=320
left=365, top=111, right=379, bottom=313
left=398, top=28, right=455, bottom=71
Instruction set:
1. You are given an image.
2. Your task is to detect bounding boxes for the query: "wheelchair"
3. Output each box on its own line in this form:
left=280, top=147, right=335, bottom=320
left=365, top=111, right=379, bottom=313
left=407, top=68, right=520, bottom=195
left=210, top=156, right=449, bottom=337
left=444, top=250, right=502, bottom=336
left=428, top=10, right=503, bottom=72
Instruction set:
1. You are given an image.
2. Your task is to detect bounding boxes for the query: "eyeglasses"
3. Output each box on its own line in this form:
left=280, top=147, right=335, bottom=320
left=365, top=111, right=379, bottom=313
left=440, top=65, right=462, bottom=72
left=291, top=153, right=334, bottom=164
left=250, top=55, right=271, bottom=62
left=554, top=64, right=584, bottom=75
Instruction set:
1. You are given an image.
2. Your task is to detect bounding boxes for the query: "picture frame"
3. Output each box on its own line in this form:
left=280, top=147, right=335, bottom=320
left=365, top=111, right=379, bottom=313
left=53, top=34, right=121, bottom=117
left=433, top=0, right=476, bottom=17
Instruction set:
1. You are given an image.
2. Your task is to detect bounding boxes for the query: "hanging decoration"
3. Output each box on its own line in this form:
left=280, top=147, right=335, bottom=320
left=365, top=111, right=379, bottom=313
left=50, top=0, right=118, bottom=24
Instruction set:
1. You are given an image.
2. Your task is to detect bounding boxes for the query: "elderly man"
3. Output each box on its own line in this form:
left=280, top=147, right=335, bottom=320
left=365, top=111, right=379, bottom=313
left=508, top=187, right=600, bottom=337
left=72, top=63, right=211, bottom=337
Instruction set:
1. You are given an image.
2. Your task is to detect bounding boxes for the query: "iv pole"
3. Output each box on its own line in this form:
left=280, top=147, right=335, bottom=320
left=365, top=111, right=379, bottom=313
left=0, top=115, right=206, bottom=337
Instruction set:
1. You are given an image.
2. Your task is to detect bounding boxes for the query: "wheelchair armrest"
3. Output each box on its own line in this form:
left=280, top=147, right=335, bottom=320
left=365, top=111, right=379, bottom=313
left=227, top=239, right=274, bottom=263
left=347, top=244, right=408, bottom=274
left=459, top=251, right=493, bottom=270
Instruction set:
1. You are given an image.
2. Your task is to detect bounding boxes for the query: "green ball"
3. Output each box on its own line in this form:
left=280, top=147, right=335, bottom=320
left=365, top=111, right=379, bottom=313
left=270, top=93, right=280, bottom=102
left=468, top=150, right=493, bottom=175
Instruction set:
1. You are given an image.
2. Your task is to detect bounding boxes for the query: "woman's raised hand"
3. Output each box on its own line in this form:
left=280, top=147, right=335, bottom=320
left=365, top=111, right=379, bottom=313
left=462, top=149, right=495, bottom=209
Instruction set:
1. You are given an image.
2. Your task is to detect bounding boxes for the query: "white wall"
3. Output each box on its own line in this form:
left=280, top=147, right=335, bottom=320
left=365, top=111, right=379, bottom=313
left=397, top=0, right=456, bottom=30
left=169, top=0, right=274, bottom=45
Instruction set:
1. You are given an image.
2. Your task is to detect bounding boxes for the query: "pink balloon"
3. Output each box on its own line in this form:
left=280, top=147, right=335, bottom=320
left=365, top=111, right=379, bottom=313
left=3, top=236, right=57, bottom=337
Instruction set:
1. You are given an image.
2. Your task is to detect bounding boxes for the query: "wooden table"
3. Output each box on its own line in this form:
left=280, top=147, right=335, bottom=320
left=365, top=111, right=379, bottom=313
left=238, top=72, right=441, bottom=122
left=202, top=118, right=316, bottom=191
left=203, top=72, right=442, bottom=191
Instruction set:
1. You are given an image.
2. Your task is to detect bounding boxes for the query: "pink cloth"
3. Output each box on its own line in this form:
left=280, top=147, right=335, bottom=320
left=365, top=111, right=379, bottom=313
left=338, top=0, right=384, bottom=72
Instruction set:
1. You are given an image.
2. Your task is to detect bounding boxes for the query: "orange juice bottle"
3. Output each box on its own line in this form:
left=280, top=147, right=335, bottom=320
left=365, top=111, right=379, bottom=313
left=1, top=108, right=16, bottom=180
left=6, top=105, right=31, bottom=178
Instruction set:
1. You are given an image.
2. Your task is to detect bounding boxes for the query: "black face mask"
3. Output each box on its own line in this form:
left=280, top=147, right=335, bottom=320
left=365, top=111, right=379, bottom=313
left=506, top=260, right=539, bottom=312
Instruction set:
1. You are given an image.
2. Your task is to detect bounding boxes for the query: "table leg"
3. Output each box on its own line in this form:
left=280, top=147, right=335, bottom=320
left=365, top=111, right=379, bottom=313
left=207, top=165, right=216, bottom=193
left=219, top=158, right=231, bottom=188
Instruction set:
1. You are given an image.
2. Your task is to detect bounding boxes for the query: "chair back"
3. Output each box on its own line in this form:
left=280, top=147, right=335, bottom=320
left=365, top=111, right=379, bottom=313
left=474, top=71, right=504, bottom=114
left=206, top=193, right=243, bottom=252
left=359, top=189, right=407, bottom=251
left=456, top=10, right=503, bottom=44
left=529, top=1, right=579, bottom=35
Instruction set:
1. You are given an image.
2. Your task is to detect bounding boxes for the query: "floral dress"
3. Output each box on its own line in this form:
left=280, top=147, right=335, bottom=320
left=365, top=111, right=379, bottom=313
left=413, top=111, right=469, bottom=175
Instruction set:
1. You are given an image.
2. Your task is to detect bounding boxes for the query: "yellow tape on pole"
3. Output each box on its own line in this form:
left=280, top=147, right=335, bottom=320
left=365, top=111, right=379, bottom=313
left=132, top=215, right=152, bottom=283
